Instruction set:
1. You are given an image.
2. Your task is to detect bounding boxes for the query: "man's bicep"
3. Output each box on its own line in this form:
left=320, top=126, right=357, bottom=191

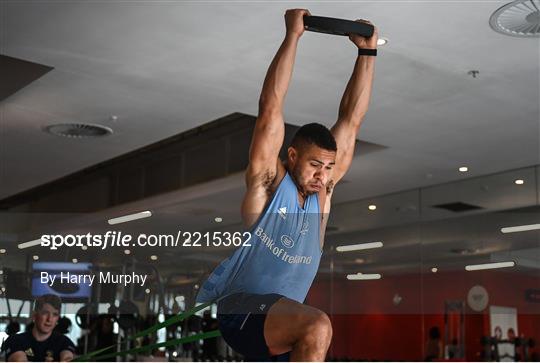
left=249, top=114, right=285, bottom=172
left=331, top=119, right=360, bottom=182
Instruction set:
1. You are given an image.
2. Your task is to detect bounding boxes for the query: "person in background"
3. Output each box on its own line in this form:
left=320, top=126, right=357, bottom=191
left=425, top=326, right=443, bottom=361
left=1, top=294, right=76, bottom=362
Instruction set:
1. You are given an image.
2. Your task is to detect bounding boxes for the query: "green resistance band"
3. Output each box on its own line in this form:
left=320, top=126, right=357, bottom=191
left=81, top=330, right=221, bottom=361
left=75, top=301, right=218, bottom=361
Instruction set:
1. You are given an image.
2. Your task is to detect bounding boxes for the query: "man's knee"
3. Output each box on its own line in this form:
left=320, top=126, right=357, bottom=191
left=303, top=310, right=332, bottom=344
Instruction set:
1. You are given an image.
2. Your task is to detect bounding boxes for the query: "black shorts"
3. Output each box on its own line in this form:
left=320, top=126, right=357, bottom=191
left=217, top=292, right=290, bottom=361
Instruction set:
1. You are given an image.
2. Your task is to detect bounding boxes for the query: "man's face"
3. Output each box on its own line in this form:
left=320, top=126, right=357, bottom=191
left=288, top=144, right=336, bottom=195
left=33, top=303, right=60, bottom=335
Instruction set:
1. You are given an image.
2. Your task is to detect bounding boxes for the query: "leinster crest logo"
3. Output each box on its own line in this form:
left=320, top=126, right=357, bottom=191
left=281, top=234, right=294, bottom=248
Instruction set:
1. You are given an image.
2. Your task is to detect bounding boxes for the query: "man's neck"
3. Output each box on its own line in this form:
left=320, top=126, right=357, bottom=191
left=285, top=165, right=307, bottom=207
left=32, top=326, right=52, bottom=342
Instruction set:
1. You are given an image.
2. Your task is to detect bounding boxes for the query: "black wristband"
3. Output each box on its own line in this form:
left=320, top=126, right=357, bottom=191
left=358, top=48, right=377, bottom=56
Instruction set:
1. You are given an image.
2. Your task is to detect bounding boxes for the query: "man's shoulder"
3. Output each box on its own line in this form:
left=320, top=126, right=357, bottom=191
left=49, top=332, right=75, bottom=347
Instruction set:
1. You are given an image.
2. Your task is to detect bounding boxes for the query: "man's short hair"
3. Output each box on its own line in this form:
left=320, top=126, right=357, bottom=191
left=34, top=294, right=62, bottom=312
left=290, top=123, right=337, bottom=152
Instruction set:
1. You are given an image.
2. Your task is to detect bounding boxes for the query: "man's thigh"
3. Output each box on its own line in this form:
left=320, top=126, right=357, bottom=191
left=264, top=297, right=329, bottom=356
left=217, top=293, right=284, bottom=360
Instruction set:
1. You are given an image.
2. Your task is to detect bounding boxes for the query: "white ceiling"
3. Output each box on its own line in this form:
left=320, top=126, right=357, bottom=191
left=1, top=0, right=538, bottom=202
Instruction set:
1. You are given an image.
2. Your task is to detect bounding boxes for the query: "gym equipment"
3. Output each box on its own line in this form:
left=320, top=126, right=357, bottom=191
left=78, top=330, right=221, bottom=362
left=75, top=304, right=98, bottom=329
left=303, top=16, right=374, bottom=37
left=74, top=300, right=215, bottom=361
left=116, top=300, right=139, bottom=330
left=480, top=336, right=536, bottom=361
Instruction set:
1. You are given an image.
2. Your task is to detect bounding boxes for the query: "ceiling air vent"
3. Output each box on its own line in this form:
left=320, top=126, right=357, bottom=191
left=489, top=0, right=540, bottom=37
left=433, top=202, right=483, bottom=212
left=44, top=123, right=113, bottom=138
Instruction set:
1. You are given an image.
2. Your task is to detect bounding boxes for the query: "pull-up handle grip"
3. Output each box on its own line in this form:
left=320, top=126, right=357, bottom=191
left=303, top=16, right=374, bottom=38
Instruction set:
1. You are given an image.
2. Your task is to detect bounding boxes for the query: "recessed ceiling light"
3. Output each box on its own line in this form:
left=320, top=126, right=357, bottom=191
left=355, top=258, right=365, bottom=264
left=108, top=211, right=152, bottom=225
left=72, top=258, right=78, bottom=263
left=33, top=255, right=39, bottom=261
left=0, top=249, right=6, bottom=254
left=145, top=288, right=150, bottom=294
left=459, top=166, right=468, bottom=172
left=214, top=217, right=223, bottom=223
left=81, top=245, right=88, bottom=251
left=337, top=242, right=383, bottom=252
left=124, top=249, right=131, bottom=255
left=368, top=204, right=377, bottom=211
left=514, top=179, right=524, bottom=185
left=465, top=261, right=515, bottom=271
left=150, top=255, right=158, bottom=261
left=377, top=37, right=388, bottom=46
left=501, top=223, right=540, bottom=233
left=18, top=239, right=43, bottom=249
left=346, top=273, right=381, bottom=280
left=431, top=267, right=438, bottom=273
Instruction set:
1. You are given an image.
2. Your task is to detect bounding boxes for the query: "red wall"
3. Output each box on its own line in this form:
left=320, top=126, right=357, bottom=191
left=306, top=270, right=540, bottom=360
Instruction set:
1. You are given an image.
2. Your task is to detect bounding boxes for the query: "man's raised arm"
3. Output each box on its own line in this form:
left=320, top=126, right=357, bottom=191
left=331, top=20, right=378, bottom=183
left=247, top=9, right=309, bottom=182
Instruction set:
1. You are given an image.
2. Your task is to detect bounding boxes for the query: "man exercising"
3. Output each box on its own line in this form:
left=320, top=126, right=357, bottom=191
left=196, top=8, right=377, bottom=361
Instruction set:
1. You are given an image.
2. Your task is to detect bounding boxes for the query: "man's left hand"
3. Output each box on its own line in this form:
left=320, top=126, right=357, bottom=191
left=349, top=19, right=378, bottom=49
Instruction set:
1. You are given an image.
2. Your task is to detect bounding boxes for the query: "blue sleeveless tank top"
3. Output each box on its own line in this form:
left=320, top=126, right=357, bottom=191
left=196, top=172, right=322, bottom=304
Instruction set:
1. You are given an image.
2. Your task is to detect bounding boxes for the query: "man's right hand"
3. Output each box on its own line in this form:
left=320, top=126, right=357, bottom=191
left=284, top=9, right=310, bottom=38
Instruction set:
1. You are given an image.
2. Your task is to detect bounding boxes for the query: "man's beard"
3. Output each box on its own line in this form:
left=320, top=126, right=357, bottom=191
left=290, top=167, right=317, bottom=196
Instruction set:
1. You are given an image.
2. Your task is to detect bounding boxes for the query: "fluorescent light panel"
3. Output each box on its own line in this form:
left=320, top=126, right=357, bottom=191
left=501, top=224, right=540, bottom=233
left=108, top=211, right=152, bottom=225
left=18, top=239, right=43, bottom=249
left=337, top=242, right=383, bottom=252
left=347, top=273, right=382, bottom=280
left=465, top=261, right=515, bottom=271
